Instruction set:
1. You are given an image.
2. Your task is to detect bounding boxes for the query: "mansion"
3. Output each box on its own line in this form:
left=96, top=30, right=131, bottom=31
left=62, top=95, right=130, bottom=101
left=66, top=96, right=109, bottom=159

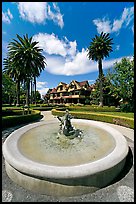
left=45, top=80, right=94, bottom=104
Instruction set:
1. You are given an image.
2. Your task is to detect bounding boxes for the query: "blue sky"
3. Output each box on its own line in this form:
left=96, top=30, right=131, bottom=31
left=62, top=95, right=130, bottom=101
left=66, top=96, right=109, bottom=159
left=2, top=2, right=134, bottom=97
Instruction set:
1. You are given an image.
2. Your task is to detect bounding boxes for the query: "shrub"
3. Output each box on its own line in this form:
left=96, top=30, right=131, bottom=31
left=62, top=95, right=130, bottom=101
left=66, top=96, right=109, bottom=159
left=32, top=104, right=66, bottom=111
left=2, top=110, right=42, bottom=129
left=56, top=105, right=118, bottom=112
left=32, top=107, right=53, bottom=111
left=120, top=103, right=134, bottom=113
left=85, top=99, right=90, bottom=105
left=2, top=109, right=26, bottom=116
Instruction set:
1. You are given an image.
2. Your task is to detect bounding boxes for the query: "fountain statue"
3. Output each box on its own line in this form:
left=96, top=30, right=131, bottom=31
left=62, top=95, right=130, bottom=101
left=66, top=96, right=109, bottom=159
left=57, top=109, right=83, bottom=137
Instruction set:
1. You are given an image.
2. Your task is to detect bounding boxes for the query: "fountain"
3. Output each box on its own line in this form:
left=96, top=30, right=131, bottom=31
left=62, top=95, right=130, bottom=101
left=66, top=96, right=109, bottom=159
left=2, top=110, right=129, bottom=196
left=57, top=109, right=83, bottom=138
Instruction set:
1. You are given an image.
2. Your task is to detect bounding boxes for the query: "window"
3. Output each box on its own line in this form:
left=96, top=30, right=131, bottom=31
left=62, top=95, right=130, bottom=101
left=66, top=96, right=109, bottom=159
left=60, top=86, right=63, bottom=91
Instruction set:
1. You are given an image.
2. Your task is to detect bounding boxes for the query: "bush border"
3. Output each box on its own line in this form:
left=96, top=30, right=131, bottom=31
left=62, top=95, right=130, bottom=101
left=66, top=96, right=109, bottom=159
left=52, top=109, right=134, bottom=129
left=2, top=110, right=42, bottom=129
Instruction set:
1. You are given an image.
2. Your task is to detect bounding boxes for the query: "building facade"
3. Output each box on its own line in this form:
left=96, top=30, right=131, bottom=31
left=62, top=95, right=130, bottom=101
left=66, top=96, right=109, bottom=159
left=45, top=80, right=93, bottom=104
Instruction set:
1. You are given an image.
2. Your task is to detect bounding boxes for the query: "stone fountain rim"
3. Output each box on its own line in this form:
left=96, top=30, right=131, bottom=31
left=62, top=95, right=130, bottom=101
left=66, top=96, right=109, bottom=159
left=2, top=119, right=128, bottom=179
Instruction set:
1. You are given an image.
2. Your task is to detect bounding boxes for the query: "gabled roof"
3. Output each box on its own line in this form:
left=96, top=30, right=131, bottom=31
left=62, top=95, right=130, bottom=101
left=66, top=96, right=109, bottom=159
left=50, top=88, right=57, bottom=93
left=46, top=88, right=53, bottom=94
left=76, top=80, right=89, bottom=87
left=49, top=80, right=93, bottom=95
left=58, top=82, right=67, bottom=86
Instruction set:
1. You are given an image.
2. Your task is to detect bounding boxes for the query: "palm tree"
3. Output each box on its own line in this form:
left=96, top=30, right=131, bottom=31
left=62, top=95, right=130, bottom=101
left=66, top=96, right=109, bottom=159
left=6, top=34, right=46, bottom=106
left=87, top=32, right=113, bottom=106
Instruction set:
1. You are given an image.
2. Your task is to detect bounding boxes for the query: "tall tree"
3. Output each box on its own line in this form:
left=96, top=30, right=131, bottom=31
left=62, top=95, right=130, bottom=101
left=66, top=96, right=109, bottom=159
left=4, top=34, right=46, bottom=106
left=87, top=32, right=113, bottom=106
left=2, top=72, right=16, bottom=104
left=3, top=57, right=22, bottom=106
left=106, top=57, right=134, bottom=112
left=90, top=75, right=119, bottom=106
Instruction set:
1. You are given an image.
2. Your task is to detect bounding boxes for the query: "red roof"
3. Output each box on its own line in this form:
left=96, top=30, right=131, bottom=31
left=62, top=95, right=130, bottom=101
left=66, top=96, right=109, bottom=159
left=78, top=80, right=88, bottom=86
left=50, top=88, right=57, bottom=93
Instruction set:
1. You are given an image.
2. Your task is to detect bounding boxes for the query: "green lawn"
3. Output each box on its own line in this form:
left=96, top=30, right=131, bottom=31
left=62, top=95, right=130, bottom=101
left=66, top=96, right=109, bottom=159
left=68, top=109, right=134, bottom=119
left=98, top=112, right=134, bottom=118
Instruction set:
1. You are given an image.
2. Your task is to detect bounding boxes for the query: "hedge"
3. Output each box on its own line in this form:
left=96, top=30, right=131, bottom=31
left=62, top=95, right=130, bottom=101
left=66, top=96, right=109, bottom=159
left=52, top=109, right=134, bottom=129
left=2, top=110, right=42, bottom=129
left=32, top=107, right=53, bottom=111
left=2, top=109, right=26, bottom=116
left=32, top=104, right=66, bottom=111
left=56, top=105, right=119, bottom=112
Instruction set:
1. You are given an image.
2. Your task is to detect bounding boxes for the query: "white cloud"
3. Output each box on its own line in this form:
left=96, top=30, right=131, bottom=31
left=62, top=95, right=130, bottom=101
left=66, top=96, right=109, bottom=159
left=2, top=41, right=8, bottom=60
left=2, top=9, right=13, bottom=24
left=115, top=45, right=120, bottom=51
left=17, top=2, right=64, bottom=28
left=47, top=3, right=64, bottom=28
left=93, top=6, right=134, bottom=34
left=33, top=33, right=77, bottom=58
left=122, top=7, right=134, bottom=26
left=2, top=31, right=7, bottom=35
left=93, top=18, right=111, bottom=34
left=88, top=79, right=96, bottom=84
left=17, top=2, right=48, bottom=24
left=7, top=9, right=13, bottom=19
left=36, top=81, right=48, bottom=89
left=66, top=41, right=77, bottom=59
left=46, top=50, right=91, bottom=76
left=36, top=81, right=49, bottom=97
left=33, top=32, right=132, bottom=76
left=45, top=50, right=128, bottom=76
left=132, top=25, right=134, bottom=33
left=38, top=87, right=49, bottom=98
left=112, top=19, right=123, bottom=33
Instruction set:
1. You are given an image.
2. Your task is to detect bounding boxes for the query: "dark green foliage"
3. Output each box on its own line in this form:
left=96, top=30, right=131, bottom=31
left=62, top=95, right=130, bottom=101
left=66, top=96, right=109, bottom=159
left=2, top=73, right=16, bottom=104
left=87, top=32, right=113, bottom=61
left=2, top=109, right=24, bottom=116
left=107, top=57, right=134, bottom=112
left=90, top=76, right=119, bottom=106
left=2, top=110, right=41, bottom=129
left=85, top=98, right=90, bottom=105
left=32, top=107, right=53, bottom=111
left=3, top=34, right=46, bottom=106
left=120, top=103, right=134, bottom=113
left=56, top=105, right=117, bottom=112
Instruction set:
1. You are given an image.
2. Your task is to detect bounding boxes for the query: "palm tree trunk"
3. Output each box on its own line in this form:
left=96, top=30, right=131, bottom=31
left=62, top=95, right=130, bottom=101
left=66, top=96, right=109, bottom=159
left=16, top=80, right=20, bottom=106
left=30, top=80, right=33, bottom=104
left=98, top=58, right=103, bottom=107
left=34, top=76, right=37, bottom=105
left=26, top=79, right=30, bottom=106
left=8, top=95, right=11, bottom=105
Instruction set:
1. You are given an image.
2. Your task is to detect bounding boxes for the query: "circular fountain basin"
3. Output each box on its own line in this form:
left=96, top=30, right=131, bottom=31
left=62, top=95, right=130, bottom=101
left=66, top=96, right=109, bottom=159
left=2, top=119, right=128, bottom=196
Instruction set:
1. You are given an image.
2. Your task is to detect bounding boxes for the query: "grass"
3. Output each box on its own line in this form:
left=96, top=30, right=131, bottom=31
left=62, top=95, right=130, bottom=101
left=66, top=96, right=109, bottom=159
left=69, top=111, right=134, bottom=119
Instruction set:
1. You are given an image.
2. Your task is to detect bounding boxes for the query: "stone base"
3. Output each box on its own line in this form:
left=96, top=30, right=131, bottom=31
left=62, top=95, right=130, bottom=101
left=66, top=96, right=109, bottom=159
left=5, top=158, right=126, bottom=197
